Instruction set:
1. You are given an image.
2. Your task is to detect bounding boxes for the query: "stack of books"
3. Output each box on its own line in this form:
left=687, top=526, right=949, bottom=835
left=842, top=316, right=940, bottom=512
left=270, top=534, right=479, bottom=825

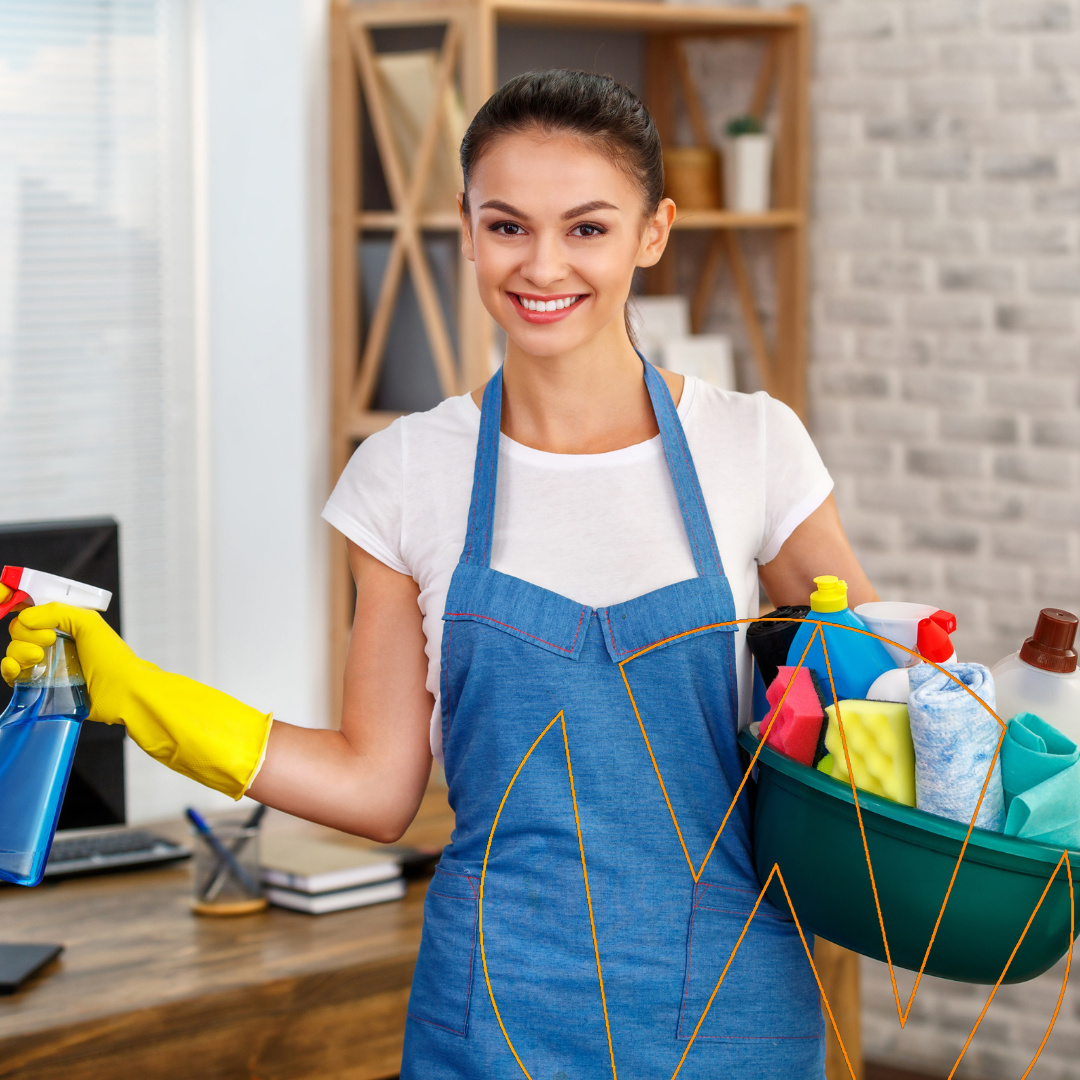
left=260, top=835, right=406, bottom=914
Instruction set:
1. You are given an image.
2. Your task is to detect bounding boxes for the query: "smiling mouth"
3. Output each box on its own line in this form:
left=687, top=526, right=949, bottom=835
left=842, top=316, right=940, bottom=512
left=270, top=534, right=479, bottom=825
left=512, top=293, right=585, bottom=313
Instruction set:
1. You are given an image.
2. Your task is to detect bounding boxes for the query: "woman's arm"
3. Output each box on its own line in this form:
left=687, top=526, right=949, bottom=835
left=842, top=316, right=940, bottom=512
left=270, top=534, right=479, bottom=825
left=757, top=494, right=879, bottom=611
left=247, top=541, right=434, bottom=842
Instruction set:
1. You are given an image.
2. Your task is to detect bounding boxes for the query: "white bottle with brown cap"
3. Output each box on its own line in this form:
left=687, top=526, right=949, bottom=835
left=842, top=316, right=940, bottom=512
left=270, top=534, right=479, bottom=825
left=990, top=608, right=1080, bottom=743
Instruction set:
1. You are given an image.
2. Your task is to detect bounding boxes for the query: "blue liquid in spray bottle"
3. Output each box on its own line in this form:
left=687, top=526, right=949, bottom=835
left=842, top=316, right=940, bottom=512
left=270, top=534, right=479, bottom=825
left=0, top=566, right=111, bottom=886
left=0, top=632, right=89, bottom=886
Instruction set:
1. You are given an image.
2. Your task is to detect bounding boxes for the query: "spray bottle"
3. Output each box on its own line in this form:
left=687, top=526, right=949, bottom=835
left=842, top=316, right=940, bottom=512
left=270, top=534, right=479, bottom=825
left=785, top=576, right=897, bottom=705
left=0, top=567, right=111, bottom=886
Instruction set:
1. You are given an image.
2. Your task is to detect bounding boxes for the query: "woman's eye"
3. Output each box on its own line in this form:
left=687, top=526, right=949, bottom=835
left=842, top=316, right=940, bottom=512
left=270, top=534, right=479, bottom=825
left=490, top=221, right=525, bottom=236
left=571, top=223, right=606, bottom=238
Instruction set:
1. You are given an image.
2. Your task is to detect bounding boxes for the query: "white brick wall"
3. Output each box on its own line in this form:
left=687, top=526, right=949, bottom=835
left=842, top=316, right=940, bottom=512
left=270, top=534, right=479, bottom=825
left=807, top=2, right=1080, bottom=1076
left=684, top=0, right=1080, bottom=1074
left=808, top=0, right=1080, bottom=675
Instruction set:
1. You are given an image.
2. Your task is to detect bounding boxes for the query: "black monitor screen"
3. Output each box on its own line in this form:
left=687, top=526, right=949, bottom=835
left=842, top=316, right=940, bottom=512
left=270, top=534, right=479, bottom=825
left=0, top=518, right=125, bottom=828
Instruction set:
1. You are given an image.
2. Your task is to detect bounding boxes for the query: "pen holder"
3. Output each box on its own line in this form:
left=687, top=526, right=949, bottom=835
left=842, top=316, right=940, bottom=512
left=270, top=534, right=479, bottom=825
left=190, top=822, right=267, bottom=917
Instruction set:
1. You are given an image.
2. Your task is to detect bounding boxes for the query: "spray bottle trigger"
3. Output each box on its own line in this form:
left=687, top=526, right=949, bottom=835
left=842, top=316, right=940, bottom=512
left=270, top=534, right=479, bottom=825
left=917, top=611, right=957, bottom=664
left=0, top=590, right=31, bottom=621
left=929, top=610, right=957, bottom=635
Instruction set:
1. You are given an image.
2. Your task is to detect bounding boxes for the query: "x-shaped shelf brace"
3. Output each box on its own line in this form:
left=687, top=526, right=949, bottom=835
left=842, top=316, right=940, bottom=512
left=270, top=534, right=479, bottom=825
left=348, top=19, right=463, bottom=413
left=676, top=35, right=779, bottom=398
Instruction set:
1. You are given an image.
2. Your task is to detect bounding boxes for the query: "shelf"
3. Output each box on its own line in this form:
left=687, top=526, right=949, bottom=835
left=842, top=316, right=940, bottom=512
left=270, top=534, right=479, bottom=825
left=348, top=0, right=803, bottom=33
left=357, top=211, right=461, bottom=232
left=491, top=0, right=804, bottom=32
left=670, top=209, right=803, bottom=230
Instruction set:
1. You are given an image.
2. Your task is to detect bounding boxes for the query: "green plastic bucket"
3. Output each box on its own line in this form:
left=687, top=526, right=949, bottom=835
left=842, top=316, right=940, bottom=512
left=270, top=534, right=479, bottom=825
left=739, top=729, right=1078, bottom=984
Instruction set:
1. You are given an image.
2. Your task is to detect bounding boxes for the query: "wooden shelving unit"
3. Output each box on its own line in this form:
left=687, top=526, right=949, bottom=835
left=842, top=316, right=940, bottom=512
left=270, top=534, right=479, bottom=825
left=328, top=0, right=811, bottom=691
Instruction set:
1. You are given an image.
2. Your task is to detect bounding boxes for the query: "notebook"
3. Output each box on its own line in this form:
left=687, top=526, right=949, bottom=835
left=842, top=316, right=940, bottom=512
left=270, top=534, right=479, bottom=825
left=260, top=835, right=402, bottom=894
left=266, top=877, right=407, bottom=915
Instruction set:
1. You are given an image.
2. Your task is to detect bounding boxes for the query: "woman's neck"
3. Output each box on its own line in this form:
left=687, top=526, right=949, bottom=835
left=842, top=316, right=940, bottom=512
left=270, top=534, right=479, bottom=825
left=471, top=322, right=684, bottom=455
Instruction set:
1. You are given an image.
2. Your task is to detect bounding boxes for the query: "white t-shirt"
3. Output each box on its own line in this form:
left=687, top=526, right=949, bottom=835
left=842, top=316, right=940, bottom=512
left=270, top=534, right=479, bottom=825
left=323, top=376, right=832, bottom=760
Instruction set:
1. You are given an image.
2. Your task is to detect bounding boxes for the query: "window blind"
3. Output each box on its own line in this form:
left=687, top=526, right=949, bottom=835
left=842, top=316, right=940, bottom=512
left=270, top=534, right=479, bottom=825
left=0, top=0, right=197, bottom=670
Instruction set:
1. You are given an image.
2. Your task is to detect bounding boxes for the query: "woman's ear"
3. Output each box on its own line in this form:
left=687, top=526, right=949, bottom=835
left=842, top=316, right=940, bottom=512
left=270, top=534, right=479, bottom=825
left=459, top=192, right=475, bottom=262
left=636, top=197, right=676, bottom=269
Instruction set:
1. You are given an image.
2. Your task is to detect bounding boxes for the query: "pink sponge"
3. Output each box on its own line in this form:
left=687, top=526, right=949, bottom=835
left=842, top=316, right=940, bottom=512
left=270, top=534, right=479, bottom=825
left=761, top=665, right=828, bottom=767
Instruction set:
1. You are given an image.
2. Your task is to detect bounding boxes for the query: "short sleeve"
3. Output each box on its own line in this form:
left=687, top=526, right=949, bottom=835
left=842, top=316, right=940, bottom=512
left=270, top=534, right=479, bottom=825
left=322, top=422, right=411, bottom=576
left=757, top=395, right=834, bottom=565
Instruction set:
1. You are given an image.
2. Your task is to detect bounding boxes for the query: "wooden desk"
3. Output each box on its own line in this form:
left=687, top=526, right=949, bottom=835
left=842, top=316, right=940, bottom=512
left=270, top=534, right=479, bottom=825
left=0, top=785, right=862, bottom=1080
left=0, top=788, right=454, bottom=1080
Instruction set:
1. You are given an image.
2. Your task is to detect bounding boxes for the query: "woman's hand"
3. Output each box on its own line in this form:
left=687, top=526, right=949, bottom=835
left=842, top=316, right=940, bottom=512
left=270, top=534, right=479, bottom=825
left=758, top=494, right=879, bottom=610
left=4, top=603, right=272, bottom=800
left=246, top=541, right=434, bottom=842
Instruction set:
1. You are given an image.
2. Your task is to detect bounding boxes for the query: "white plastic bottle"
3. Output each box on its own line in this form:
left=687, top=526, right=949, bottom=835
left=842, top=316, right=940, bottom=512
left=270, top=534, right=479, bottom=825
left=990, top=608, right=1080, bottom=744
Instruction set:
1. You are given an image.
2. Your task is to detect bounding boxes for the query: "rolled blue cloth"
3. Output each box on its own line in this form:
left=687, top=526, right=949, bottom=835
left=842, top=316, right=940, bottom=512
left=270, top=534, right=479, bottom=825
left=1001, top=713, right=1080, bottom=850
left=908, top=662, right=1005, bottom=832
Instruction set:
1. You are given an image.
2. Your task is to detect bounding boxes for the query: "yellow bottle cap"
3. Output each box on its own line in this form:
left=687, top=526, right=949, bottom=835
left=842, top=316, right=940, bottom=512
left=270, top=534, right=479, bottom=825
left=810, top=575, right=848, bottom=613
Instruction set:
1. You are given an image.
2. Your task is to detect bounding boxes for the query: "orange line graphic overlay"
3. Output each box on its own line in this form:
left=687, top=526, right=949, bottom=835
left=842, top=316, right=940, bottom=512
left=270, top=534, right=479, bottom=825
left=480, top=711, right=617, bottom=1080
left=479, top=712, right=561, bottom=1080
left=616, top=616, right=1075, bottom=1077
left=478, top=619, right=1075, bottom=1078
left=561, top=718, right=618, bottom=1080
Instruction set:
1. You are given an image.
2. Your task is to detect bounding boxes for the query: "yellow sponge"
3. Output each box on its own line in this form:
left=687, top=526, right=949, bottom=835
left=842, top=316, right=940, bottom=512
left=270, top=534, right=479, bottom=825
left=824, top=699, right=916, bottom=806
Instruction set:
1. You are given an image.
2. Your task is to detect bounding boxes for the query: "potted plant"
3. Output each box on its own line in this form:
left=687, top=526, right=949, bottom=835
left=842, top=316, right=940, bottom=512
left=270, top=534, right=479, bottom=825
left=723, top=115, right=772, bottom=213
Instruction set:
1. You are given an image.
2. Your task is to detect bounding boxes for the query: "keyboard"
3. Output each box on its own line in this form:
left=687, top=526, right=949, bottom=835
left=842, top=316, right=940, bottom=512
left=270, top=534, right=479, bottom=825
left=44, top=829, right=190, bottom=879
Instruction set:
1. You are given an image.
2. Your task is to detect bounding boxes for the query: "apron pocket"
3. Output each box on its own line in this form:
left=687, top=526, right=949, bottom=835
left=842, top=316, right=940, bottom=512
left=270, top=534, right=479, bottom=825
left=678, top=882, right=821, bottom=1041
left=408, top=867, right=480, bottom=1037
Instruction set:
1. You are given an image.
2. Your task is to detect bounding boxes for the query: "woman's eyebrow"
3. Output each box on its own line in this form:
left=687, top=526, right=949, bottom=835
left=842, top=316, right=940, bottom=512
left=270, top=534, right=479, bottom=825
left=562, top=200, right=618, bottom=218
left=477, top=198, right=619, bottom=219
left=478, top=199, right=527, bottom=217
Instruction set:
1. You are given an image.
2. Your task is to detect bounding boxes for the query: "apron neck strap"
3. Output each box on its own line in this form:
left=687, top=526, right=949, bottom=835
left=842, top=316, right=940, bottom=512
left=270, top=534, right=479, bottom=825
left=641, top=357, right=724, bottom=579
left=461, top=358, right=724, bottom=580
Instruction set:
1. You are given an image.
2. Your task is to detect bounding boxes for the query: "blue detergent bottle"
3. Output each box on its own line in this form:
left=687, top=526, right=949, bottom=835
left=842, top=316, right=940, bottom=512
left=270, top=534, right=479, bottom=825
left=0, top=567, right=111, bottom=887
left=785, top=575, right=896, bottom=705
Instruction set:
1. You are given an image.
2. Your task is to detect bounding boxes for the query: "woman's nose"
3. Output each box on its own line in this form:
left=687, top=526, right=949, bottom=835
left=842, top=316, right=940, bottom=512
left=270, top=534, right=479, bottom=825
left=519, top=233, right=568, bottom=288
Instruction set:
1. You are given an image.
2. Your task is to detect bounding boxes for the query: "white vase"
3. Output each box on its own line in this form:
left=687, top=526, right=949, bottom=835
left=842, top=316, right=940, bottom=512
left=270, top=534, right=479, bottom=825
left=723, top=133, right=773, bottom=213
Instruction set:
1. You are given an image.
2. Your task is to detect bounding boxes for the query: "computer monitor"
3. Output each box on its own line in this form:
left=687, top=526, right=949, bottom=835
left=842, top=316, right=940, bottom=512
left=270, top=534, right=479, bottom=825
left=0, top=518, right=125, bottom=829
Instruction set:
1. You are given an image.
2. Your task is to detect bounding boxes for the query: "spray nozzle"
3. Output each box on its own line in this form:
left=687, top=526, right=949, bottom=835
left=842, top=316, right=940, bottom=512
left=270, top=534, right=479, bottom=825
left=916, top=610, right=957, bottom=664
left=0, top=567, right=112, bottom=621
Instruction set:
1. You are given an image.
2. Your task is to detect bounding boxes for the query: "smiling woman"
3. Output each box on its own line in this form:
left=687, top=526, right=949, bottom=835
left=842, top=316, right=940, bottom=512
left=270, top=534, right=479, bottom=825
left=4, top=68, right=876, bottom=1080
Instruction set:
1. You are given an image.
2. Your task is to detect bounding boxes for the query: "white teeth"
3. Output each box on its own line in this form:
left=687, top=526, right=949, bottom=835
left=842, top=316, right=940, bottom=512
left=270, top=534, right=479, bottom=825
left=517, top=295, right=580, bottom=312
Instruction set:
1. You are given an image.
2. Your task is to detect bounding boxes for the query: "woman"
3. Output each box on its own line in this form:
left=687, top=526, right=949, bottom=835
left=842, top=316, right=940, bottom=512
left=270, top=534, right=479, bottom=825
left=5, top=72, right=877, bottom=1077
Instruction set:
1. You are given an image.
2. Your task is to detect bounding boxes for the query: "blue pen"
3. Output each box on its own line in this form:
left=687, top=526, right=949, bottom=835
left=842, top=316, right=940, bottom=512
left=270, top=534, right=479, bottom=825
left=186, top=807, right=259, bottom=896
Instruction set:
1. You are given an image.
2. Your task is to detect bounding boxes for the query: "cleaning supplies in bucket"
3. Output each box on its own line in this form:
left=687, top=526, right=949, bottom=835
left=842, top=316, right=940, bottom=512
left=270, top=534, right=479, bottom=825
left=747, top=605, right=810, bottom=687
left=856, top=603, right=957, bottom=668
left=991, top=608, right=1080, bottom=745
left=785, top=577, right=895, bottom=704
left=1000, top=713, right=1080, bottom=849
left=822, top=699, right=916, bottom=806
left=760, top=665, right=828, bottom=767
left=908, top=662, right=1005, bottom=832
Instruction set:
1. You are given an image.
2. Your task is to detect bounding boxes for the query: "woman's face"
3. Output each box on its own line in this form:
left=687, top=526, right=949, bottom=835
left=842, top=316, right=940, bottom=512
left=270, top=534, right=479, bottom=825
left=461, top=130, right=673, bottom=359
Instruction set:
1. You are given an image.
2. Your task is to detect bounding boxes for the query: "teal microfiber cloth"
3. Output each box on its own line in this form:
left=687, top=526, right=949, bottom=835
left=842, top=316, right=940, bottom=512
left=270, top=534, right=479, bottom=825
left=1001, top=713, right=1080, bottom=850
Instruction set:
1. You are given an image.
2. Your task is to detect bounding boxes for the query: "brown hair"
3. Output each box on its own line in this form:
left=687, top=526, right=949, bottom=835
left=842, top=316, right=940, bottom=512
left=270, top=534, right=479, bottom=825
left=461, top=70, right=663, bottom=215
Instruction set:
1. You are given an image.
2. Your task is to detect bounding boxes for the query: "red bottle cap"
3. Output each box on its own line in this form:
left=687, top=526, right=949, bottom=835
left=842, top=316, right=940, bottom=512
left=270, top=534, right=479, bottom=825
left=1020, top=608, right=1078, bottom=674
left=917, top=611, right=956, bottom=664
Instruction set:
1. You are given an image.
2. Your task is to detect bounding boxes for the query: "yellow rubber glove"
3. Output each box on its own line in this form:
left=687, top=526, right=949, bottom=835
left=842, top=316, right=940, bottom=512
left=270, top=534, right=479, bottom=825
left=3, top=603, right=272, bottom=800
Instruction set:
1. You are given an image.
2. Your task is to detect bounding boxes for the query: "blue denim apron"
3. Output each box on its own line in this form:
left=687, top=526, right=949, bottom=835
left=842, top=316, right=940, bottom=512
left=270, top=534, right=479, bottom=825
left=401, top=361, right=824, bottom=1079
